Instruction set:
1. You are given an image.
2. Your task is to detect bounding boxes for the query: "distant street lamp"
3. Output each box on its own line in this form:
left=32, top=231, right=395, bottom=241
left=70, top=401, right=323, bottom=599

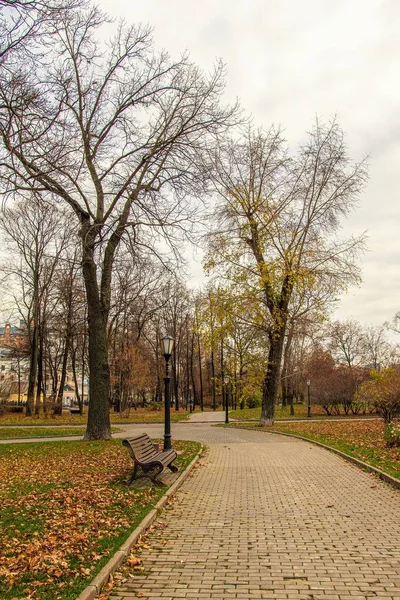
left=188, top=386, right=193, bottom=413
left=224, top=375, right=230, bottom=425
left=306, top=379, right=311, bottom=418
left=162, top=335, right=174, bottom=450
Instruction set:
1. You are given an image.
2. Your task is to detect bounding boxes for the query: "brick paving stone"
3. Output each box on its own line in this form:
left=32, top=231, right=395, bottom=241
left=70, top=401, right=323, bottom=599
left=108, top=422, right=400, bottom=600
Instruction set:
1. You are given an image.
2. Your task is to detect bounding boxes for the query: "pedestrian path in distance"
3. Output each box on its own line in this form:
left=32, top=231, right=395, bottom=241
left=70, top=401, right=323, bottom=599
left=109, top=424, right=400, bottom=600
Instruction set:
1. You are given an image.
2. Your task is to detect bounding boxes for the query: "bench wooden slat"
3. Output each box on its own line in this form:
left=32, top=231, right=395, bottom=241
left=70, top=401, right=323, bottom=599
left=122, top=433, right=178, bottom=485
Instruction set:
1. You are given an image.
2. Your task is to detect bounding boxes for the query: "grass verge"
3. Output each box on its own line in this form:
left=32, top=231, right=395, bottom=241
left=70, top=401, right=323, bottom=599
left=230, top=419, right=400, bottom=480
left=0, top=408, right=190, bottom=427
left=230, top=404, right=329, bottom=420
left=0, top=438, right=200, bottom=600
left=0, top=427, right=121, bottom=439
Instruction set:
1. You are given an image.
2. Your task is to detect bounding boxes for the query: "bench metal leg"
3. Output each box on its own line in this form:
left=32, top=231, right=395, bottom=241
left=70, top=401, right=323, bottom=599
left=126, top=463, right=164, bottom=486
left=126, top=463, right=140, bottom=486
left=148, top=464, right=164, bottom=485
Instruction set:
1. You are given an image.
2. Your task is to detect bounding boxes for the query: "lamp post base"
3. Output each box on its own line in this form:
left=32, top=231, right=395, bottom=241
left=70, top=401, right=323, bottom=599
left=164, top=371, right=171, bottom=451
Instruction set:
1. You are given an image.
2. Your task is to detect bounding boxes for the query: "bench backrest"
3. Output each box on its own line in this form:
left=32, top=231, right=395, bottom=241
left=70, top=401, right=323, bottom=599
left=123, top=433, right=158, bottom=463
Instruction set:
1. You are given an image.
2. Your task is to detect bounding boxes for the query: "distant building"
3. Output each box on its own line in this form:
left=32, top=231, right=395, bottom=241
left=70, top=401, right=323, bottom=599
left=0, top=321, right=27, bottom=347
left=0, top=322, right=89, bottom=407
left=0, top=323, right=29, bottom=399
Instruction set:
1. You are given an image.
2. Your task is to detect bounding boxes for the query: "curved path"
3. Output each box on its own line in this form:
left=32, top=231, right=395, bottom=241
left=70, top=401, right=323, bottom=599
left=1, top=416, right=399, bottom=598
left=107, top=419, right=400, bottom=600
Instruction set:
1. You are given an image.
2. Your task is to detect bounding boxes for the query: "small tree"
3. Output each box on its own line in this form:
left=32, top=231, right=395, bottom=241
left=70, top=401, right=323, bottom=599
left=355, top=368, right=400, bottom=423
left=330, top=365, right=368, bottom=415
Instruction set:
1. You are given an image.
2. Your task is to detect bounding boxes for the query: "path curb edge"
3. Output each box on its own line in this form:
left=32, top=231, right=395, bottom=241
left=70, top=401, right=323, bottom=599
left=75, top=445, right=204, bottom=600
left=268, top=429, right=400, bottom=489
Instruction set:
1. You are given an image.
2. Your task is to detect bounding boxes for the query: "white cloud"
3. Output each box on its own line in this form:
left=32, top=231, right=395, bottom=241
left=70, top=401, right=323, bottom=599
left=99, top=0, right=400, bottom=326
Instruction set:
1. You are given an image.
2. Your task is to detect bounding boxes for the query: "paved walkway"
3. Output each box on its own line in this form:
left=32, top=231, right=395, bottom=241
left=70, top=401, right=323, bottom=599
left=107, top=421, right=400, bottom=600
left=2, top=416, right=399, bottom=598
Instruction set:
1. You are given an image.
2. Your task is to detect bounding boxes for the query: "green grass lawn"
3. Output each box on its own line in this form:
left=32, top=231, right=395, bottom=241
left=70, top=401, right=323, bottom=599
left=0, top=407, right=191, bottom=427
left=230, top=419, right=400, bottom=480
left=0, top=427, right=122, bottom=439
left=0, top=438, right=200, bottom=600
left=230, top=404, right=327, bottom=421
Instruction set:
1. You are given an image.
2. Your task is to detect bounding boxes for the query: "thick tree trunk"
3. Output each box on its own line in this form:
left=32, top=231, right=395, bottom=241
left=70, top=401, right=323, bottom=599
left=26, top=322, right=38, bottom=417
left=82, top=251, right=111, bottom=440
left=35, top=326, right=44, bottom=416
left=280, top=324, right=294, bottom=408
left=197, top=333, right=204, bottom=411
left=172, top=356, right=179, bottom=411
left=55, top=337, right=69, bottom=416
left=259, top=274, right=293, bottom=426
left=189, top=331, right=197, bottom=408
left=71, top=346, right=82, bottom=413
left=211, top=348, right=216, bottom=410
left=239, top=360, right=244, bottom=409
left=220, top=337, right=224, bottom=408
left=17, top=358, right=21, bottom=405
left=260, top=329, right=286, bottom=426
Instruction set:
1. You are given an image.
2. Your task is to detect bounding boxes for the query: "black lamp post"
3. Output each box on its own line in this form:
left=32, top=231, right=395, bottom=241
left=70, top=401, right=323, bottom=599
left=307, top=379, right=311, bottom=418
left=224, top=375, right=230, bottom=425
left=162, top=335, right=174, bottom=450
left=188, top=386, right=193, bottom=413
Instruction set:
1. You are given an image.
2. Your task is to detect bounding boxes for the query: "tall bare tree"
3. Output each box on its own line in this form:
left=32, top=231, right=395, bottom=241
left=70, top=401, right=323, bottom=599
left=207, top=120, right=367, bottom=425
left=328, top=319, right=366, bottom=368
left=362, top=324, right=394, bottom=369
left=0, top=7, right=238, bottom=438
left=0, top=0, right=82, bottom=60
left=0, top=195, right=69, bottom=415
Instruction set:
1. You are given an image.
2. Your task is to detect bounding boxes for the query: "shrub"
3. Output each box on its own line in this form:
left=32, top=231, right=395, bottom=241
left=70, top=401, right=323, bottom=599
left=355, top=368, right=400, bottom=423
left=247, top=391, right=261, bottom=409
left=384, top=421, right=400, bottom=447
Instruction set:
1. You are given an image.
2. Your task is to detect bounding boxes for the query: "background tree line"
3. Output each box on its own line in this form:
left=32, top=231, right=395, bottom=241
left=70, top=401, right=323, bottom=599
left=0, top=0, right=399, bottom=436
left=0, top=205, right=399, bottom=423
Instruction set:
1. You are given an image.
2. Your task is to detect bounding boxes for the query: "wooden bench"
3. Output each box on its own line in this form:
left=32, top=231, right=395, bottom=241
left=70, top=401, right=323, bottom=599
left=122, top=433, right=178, bottom=485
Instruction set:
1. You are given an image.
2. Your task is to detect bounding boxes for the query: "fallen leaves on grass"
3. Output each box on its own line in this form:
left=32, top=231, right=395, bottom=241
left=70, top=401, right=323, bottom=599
left=0, top=444, right=141, bottom=594
left=0, top=427, right=87, bottom=440
left=0, top=439, right=199, bottom=600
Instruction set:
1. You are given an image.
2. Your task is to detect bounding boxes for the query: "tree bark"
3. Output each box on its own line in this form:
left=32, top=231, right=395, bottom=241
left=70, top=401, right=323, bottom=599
left=280, top=323, right=294, bottom=408
left=260, top=328, right=286, bottom=426
left=211, top=348, right=216, bottom=410
left=35, top=324, right=44, bottom=416
left=197, top=332, right=204, bottom=411
left=71, top=345, right=82, bottom=413
left=81, top=238, right=111, bottom=440
left=55, top=337, right=69, bottom=416
left=26, top=322, right=38, bottom=417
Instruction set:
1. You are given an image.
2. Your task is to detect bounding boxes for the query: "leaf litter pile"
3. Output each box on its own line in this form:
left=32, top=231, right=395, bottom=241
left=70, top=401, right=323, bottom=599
left=0, top=439, right=199, bottom=600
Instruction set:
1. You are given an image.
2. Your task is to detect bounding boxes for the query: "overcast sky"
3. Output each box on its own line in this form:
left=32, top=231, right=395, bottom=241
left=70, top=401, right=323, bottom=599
left=100, top=0, right=400, bottom=330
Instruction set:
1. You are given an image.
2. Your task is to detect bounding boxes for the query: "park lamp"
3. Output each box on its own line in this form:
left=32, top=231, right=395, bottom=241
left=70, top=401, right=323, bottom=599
left=224, top=374, right=230, bottom=425
left=162, top=335, right=174, bottom=451
left=306, top=379, right=311, bottom=418
left=162, top=335, right=174, bottom=359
